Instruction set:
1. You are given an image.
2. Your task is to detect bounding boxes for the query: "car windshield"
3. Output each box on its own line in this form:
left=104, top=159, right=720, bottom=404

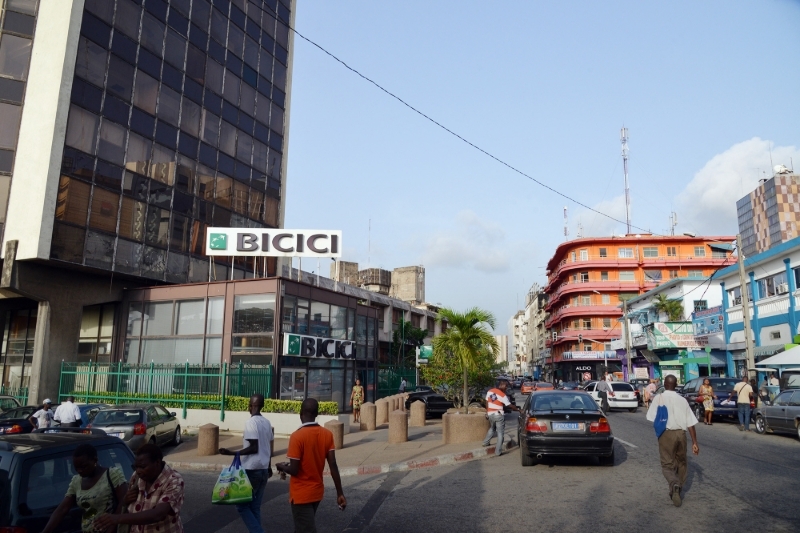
left=611, top=383, right=634, bottom=392
left=562, top=382, right=579, bottom=388
left=537, top=383, right=554, bottom=389
left=531, top=393, right=597, bottom=411
left=709, top=379, right=740, bottom=393
left=0, top=407, right=34, bottom=419
left=92, top=410, right=142, bottom=425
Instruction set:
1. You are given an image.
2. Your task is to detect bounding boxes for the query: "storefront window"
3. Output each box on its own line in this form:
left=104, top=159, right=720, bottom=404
left=297, top=298, right=309, bottom=334
left=233, top=294, right=275, bottom=333
left=206, top=297, right=224, bottom=335
left=0, top=308, right=36, bottom=390
left=282, top=295, right=297, bottom=332
left=331, top=305, right=347, bottom=340
left=77, top=303, right=115, bottom=363
left=309, top=301, right=330, bottom=337
left=175, top=299, right=205, bottom=335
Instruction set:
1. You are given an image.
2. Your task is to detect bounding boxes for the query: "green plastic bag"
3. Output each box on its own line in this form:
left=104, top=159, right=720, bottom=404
left=212, top=453, right=254, bottom=504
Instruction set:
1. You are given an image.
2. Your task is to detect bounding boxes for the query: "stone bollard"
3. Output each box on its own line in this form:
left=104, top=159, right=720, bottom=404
left=197, top=423, right=219, bottom=456
left=409, top=400, right=426, bottom=427
left=324, top=420, right=344, bottom=450
left=360, top=402, right=377, bottom=431
left=375, top=399, right=389, bottom=425
left=400, top=394, right=407, bottom=412
left=388, top=410, right=408, bottom=443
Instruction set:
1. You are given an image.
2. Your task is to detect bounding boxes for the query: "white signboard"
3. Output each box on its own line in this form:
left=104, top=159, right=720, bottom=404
left=205, top=228, right=342, bottom=258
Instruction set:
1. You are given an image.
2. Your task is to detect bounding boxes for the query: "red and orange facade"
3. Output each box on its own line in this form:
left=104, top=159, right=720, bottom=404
left=543, top=235, right=734, bottom=381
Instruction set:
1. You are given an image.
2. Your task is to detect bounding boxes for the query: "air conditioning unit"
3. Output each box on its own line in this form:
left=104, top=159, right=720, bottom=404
left=776, top=283, right=789, bottom=295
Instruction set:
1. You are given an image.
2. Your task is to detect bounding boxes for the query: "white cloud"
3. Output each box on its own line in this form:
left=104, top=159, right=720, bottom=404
left=421, top=211, right=510, bottom=272
left=572, top=194, right=629, bottom=238
left=676, top=138, right=800, bottom=235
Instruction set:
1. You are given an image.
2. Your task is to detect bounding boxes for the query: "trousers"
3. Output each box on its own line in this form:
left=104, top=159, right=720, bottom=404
left=658, top=429, right=688, bottom=493
left=291, top=501, right=321, bottom=533
left=482, top=412, right=506, bottom=456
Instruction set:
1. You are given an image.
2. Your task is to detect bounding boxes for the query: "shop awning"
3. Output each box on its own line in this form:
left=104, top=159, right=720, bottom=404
left=754, top=344, right=786, bottom=358
left=708, top=242, right=734, bottom=251
left=755, top=346, right=800, bottom=367
left=640, top=350, right=660, bottom=363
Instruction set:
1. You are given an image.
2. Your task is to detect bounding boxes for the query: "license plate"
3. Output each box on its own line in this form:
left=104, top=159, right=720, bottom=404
left=110, top=432, right=124, bottom=438
left=553, top=422, right=584, bottom=431
left=619, top=394, right=630, bottom=398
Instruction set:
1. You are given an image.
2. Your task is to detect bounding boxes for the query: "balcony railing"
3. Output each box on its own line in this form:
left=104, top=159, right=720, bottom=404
left=547, top=253, right=730, bottom=284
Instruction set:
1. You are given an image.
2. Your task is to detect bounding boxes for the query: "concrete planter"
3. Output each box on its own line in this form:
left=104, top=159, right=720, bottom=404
left=177, top=409, right=349, bottom=437
left=442, top=412, right=489, bottom=444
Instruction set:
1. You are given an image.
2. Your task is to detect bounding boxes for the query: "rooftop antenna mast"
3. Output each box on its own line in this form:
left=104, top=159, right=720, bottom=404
left=621, top=127, right=631, bottom=235
left=563, top=206, right=569, bottom=241
left=669, top=212, right=678, bottom=236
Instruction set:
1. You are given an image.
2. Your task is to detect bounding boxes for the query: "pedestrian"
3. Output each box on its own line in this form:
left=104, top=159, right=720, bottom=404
left=646, top=375, right=700, bottom=507
left=645, top=380, right=657, bottom=410
left=481, top=379, right=521, bottom=457
left=41, top=443, right=128, bottom=533
left=219, top=394, right=274, bottom=533
left=770, top=373, right=779, bottom=386
left=54, top=395, right=82, bottom=427
left=398, top=377, right=407, bottom=393
left=349, top=378, right=364, bottom=424
left=95, top=444, right=186, bottom=532
left=596, top=377, right=614, bottom=412
left=276, top=399, right=347, bottom=533
left=759, top=378, right=771, bottom=404
left=698, top=378, right=717, bottom=425
left=728, top=374, right=754, bottom=431
left=28, top=398, right=54, bottom=429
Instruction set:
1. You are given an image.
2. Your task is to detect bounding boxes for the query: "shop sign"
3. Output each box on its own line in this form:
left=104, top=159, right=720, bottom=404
left=562, top=351, right=618, bottom=360
left=206, top=228, right=342, bottom=258
left=575, top=365, right=592, bottom=371
left=283, top=333, right=355, bottom=359
left=691, top=306, right=724, bottom=336
left=646, top=322, right=708, bottom=350
left=416, top=345, right=433, bottom=365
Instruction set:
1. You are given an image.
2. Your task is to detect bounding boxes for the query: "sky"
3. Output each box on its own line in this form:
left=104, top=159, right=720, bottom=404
left=283, top=1, right=800, bottom=335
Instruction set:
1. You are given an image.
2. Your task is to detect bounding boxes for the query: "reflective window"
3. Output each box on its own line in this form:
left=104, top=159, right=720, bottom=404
left=201, top=110, right=220, bottom=146
left=180, top=98, right=201, bottom=137
left=65, top=105, right=99, bottom=155
left=97, top=120, right=127, bottom=165
left=133, top=70, right=159, bottom=114
left=140, top=12, right=165, bottom=56
left=114, top=0, right=142, bottom=39
left=164, top=30, right=186, bottom=69
left=0, top=34, right=32, bottom=80
left=126, top=133, right=152, bottom=175
left=75, top=37, right=107, bottom=87
left=206, top=59, right=224, bottom=94
left=219, top=121, right=236, bottom=155
left=175, top=299, right=205, bottom=335
left=0, top=103, right=22, bottom=149
left=55, top=176, right=90, bottom=226
left=88, top=186, right=119, bottom=233
left=142, top=301, right=173, bottom=335
left=6, top=0, right=37, bottom=16
left=157, top=86, right=181, bottom=126
left=107, top=56, right=135, bottom=101
left=0, top=77, right=24, bottom=103
left=118, top=197, right=145, bottom=241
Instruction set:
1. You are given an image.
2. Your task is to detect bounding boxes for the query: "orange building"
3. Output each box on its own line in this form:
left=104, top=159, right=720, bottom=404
left=543, top=234, right=735, bottom=381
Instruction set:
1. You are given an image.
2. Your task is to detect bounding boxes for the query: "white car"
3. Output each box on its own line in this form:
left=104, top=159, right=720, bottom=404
left=583, top=382, right=639, bottom=412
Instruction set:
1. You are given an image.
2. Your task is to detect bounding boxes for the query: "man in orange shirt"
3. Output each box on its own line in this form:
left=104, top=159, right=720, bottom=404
left=481, top=379, right=520, bottom=456
left=276, top=399, right=347, bottom=532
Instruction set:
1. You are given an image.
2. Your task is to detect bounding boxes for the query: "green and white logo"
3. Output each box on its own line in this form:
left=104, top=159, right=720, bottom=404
left=286, top=334, right=301, bottom=356
left=209, top=233, right=228, bottom=250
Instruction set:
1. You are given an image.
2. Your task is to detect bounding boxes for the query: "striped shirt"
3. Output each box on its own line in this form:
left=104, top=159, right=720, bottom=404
left=485, top=388, right=510, bottom=415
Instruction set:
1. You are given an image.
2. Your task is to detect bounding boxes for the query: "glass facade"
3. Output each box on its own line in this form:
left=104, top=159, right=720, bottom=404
left=52, top=0, right=291, bottom=282
left=78, top=303, right=116, bottom=362
left=0, top=0, right=39, bottom=236
left=0, top=307, right=37, bottom=391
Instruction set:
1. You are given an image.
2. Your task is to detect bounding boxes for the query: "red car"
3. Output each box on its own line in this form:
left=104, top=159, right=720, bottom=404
left=534, top=382, right=555, bottom=392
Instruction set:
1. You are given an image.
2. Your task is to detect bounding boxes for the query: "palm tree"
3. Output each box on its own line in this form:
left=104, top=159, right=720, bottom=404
left=652, top=294, right=685, bottom=322
left=432, top=307, right=499, bottom=413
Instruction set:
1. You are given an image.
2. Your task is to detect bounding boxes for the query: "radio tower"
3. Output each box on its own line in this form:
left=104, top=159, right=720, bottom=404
left=563, top=206, right=569, bottom=241
left=621, top=127, right=631, bottom=235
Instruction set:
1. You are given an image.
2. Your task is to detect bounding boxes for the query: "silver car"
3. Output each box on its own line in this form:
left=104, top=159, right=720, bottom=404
left=88, top=404, right=182, bottom=451
left=753, top=390, right=800, bottom=440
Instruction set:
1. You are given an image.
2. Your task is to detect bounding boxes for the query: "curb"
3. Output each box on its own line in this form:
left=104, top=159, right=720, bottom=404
left=166, top=440, right=518, bottom=477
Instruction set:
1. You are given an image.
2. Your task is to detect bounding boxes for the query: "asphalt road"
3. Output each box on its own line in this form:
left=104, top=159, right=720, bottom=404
left=177, top=391, right=800, bottom=532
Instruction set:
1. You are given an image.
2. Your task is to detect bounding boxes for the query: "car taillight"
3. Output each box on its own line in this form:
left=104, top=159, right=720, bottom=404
left=590, top=418, right=611, bottom=433
left=4, top=425, right=23, bottom=434
left=526, top=417, right=547, bottom=433
left=133, top=423, right=147, bottom=435
left=0, top=526, right=28, bottom=532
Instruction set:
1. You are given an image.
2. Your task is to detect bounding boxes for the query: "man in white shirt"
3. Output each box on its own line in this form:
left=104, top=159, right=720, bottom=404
left=770, top=373, right=780, bottom=387
left=647, top=375, right=700, bottom=507
left=53, top=396, right=82, bottom=427
left=220, top=394, right=274, bottom=533
left=728, top=374, right=754, bottom=431
left=29, top=399, right=54, bottom=429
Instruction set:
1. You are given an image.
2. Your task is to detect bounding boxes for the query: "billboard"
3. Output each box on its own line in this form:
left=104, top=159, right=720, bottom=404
left=206, top=228, right=342, bottom=258
left=691, top=306, right=724, bottom=336
left=646, top=322, right=708, bottom=350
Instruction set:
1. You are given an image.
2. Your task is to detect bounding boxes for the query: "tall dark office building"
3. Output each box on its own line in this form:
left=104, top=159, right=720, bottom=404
left=0, top=0, right=295, bottom=403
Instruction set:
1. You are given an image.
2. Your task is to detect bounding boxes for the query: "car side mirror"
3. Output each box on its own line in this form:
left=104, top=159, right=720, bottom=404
left=171, top=412, right=177, bottom=417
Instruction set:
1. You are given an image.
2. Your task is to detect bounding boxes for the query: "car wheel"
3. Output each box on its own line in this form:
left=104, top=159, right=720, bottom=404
left=520, top=439, right=535, bottom=467
left=171, top=426, right=182, bottom=445
left=629, top=407, right=638, bottom=413
left=796, top=422, right=800, bottom=441
left=754, top=415, right=766, bottom=434
left=599, top=449, right=615, bottom=467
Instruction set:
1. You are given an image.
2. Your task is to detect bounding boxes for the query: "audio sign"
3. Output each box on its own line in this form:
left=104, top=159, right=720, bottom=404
left=205, top=228, right=341, bottom=258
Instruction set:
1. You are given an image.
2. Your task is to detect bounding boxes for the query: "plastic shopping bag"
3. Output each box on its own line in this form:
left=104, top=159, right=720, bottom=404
left=653, top=396, right=669, bottom=439
left=212, top=453, right=253, bottom=505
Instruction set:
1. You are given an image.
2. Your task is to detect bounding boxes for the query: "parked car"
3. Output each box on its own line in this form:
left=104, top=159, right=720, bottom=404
left=629, top=378, right=650, bottom=405
left=753, top=389, right=800, bottom=439
left=534, top=382, right=555, bottom=392
left=521, top=381, right=535, bottom=394
left=405, top=386, right=516, bottom=418
left=584, top=382, right=639, bottom=412
left=0, top=430, right=135, bottom=532
left=88, top=404, right=181, bottom=451
left=680, top=377, right=742, bottom=421
left=558, top=381, right=582, bottom=390
left=0, top=396, right=21, bottom=414
left=0, top=405, right=38, bottom=435
left=512, top=378, right=523, bottom=389
left=517, top=390, right=615, bottom=467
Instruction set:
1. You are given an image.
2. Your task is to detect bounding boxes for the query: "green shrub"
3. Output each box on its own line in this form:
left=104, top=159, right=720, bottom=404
left=69, top=391, right=338, bottom=415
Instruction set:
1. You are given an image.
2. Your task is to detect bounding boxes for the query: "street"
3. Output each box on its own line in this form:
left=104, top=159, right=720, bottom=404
left=176, top=392, right=800, bottom=532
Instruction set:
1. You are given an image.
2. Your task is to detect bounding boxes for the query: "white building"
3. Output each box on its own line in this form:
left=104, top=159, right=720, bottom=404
left=494, top=335, right=508, bottom=367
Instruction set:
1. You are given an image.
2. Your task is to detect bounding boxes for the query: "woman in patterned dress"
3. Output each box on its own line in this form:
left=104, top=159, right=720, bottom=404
left=350, top=378, right=365, bottom=423
left=699, top=378, right=717, bottom=425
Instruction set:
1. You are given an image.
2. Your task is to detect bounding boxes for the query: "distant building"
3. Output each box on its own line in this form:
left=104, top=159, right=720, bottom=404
left=390, top=266, right=425, bottom=305
left=330, top=262, right=425, bottom=304
left=494, top=335, right=508, bottom=366
left=737, top=167, right=800, bottom=257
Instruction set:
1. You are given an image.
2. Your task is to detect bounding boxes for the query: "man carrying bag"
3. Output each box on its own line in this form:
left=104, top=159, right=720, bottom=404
left=646, top=375, right=700, bottom=507
left=219, top=394, right=274, bottom=533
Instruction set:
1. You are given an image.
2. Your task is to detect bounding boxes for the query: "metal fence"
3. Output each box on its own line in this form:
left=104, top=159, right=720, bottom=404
left=58, top=362, right=273, bottom=420
left=377, top=366, right=417, bottom=399
left=0, top=386, right=28, bottom=405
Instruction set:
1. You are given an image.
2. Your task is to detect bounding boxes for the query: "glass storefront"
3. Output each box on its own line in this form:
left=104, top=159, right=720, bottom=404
left=0, top=307, right=37, bottom=390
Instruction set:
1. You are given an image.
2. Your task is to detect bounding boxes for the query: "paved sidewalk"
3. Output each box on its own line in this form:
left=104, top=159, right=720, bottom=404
left=165, top=415, right=520, bottom=477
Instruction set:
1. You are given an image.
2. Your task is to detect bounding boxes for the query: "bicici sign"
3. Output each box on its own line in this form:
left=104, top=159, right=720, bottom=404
left=283, top=333, right=356, bottom=359
left=205, top=228, right=342, bottom=258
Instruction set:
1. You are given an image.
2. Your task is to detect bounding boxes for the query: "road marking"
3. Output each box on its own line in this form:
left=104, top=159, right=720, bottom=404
left=614, top=437, right=638, bottom=448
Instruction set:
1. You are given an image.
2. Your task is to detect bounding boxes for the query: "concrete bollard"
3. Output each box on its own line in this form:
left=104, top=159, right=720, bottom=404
left=400, top=394, right=407, bottom=412
left=375, top=399, right=389, bottom=425
left=360, top=402, right=377, bottom=431
left=388, top=410, right=408, bottom=443
left=197, top=423, right=219, bottom=456
left=409, top=400, right=426, bottom=427
left=324, top=420, right=344, bottom=450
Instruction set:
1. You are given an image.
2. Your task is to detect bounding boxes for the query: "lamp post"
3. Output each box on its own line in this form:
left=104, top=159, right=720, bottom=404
left=736, top=234, right=756, bottom=376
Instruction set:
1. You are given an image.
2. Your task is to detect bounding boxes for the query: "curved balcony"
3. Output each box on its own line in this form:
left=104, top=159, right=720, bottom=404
left=545, top=280, right=639, bottom=310
left=544, top=304, right=623, bottom=328
left=549, top=328, right=620, bottom=346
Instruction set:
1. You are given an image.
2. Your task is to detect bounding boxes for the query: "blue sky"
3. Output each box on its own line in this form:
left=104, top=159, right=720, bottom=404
left=283, top=1, right=800, bottom=335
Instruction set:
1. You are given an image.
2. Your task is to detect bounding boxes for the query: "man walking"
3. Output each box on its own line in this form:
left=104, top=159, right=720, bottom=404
left=481, top=379, right=521, bottom=457
left=647, top=375, right=700, bottom=507
left=220, top=394, right=274, bottom=533
left=596, top=377, right=613, bottom=412
left=729, top=374, right=754, bottom=431
left=29, top=399, right=54, bottom=429
left=54, top=396, right=82, bottom=427
left=276, top=399, right=346, bottom=533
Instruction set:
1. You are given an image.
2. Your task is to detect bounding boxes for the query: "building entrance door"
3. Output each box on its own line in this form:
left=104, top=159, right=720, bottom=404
left=280, top=368, right=306, bottom=400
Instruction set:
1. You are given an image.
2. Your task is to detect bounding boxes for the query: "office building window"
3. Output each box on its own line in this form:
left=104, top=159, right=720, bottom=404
left=688, top=270, right=704, bottom=278
left=669, top=270, right=679, bottom=279
left=600, top=271, right=608, bottom=281
left=644, top=270, right=663, bottom=282
left=599, top=247, right=607, bottom=258
left=694, top=246, right=706, bottom=257
left=618, top=248, right=634, bottom=258
left=643, top=247, right=658, bottom=258
left=619, top=271, right=635, bottom=281
left=581, top=295, right=591, bottom=305
left=603, top=318, right=611, bottom=328
left=602, top=294, right=610, bottom=304
left=667, top=246, right=676, bottom=257
left=693, top=300, right=708, bottom=312
left=579, top=249, right=588, bottom=260
left=582, top=319, right=591, bottom=329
